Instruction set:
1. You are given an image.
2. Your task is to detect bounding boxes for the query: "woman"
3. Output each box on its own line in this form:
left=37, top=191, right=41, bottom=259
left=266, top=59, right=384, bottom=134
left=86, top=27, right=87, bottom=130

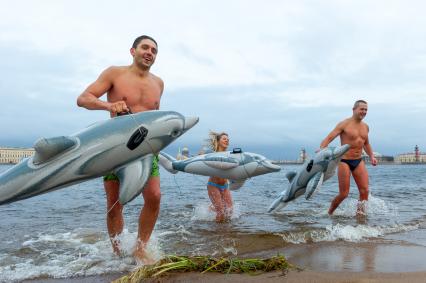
left=206, top=131, right=233, bottom=223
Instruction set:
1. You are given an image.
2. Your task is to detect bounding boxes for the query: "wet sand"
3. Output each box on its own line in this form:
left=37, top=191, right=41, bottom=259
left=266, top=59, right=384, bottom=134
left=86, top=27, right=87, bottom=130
left=25, top=239, right=426, bottom=283
left=140, top=270, right=426, bottom=283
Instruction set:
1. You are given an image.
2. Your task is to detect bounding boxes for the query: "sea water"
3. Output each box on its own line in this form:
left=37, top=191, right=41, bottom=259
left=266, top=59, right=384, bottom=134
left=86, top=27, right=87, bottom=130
left=0, top=163, right=425, bottom=281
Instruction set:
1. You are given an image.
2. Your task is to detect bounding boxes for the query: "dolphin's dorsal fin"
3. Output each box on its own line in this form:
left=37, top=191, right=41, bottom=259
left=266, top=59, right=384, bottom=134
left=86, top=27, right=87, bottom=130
left=229, top=179, right=246, bottom=190
left=117, top=154, right=154, bottom=205
left=286, top=171, right=297, bottom=183
left=33, top=136, right=76, bottom=165
left=305, top=172, right=324, bottom=200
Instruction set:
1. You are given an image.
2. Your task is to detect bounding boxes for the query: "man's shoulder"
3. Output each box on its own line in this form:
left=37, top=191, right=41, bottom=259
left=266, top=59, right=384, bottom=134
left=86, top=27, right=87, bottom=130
left=104, top=65, right=128, bottom=74
left=99, top=66, right=129, bottom=82
left=150, top=72, right=163, bottom=82
left=150, top=73, right=164, bottom=87
left=337, top=118, right=352, bottom=128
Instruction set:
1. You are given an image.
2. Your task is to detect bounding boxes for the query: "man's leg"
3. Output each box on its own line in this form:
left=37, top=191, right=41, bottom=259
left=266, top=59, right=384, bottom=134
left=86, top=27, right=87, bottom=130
left=134, top=176, right=161, bottom=264
left=328, top=162, right=351, bottom=215
left=352, top=161, right=369, bottom=215
left=104, top=180, right=124, bottom=256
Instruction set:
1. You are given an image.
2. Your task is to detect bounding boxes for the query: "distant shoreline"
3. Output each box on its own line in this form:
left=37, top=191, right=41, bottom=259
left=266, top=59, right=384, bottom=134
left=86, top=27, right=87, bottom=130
left=271, top=161, right=426, bottom=165
left=2, top=161, right=426, bottom=165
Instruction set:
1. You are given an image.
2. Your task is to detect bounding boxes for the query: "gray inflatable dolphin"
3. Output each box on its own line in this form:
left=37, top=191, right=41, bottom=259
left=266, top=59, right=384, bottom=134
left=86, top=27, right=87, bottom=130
left=0, top=111, right=198, bottom=206
left=159, top=149, right=281, bottom=190
left=268, top=144, right=350, bottom=212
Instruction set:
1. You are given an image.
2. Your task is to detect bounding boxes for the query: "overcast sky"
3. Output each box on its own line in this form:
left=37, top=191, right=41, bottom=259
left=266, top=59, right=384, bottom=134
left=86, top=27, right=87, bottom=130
left=1, top=0, right=425, bottom=159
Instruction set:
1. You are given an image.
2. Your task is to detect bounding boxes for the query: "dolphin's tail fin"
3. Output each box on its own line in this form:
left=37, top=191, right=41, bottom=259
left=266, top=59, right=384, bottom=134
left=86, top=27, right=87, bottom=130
left=158, top=151, right=178, bottom=174
left=268, top=197, right=288, bottom=213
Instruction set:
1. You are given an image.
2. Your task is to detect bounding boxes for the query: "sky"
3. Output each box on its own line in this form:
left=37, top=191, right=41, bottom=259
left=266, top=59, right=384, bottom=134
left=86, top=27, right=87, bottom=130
left=1, top=0, right=425, bottom=159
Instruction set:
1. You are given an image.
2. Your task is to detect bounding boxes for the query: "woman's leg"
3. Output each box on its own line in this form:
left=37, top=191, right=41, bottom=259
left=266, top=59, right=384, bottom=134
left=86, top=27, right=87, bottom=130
left=208, top=186, right=226, bottom=223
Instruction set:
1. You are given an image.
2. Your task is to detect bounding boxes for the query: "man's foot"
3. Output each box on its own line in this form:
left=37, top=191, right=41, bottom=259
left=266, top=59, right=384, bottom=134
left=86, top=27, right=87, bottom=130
left=133, top=247, right=156, bottom=265
left=356, top=200, right=368, bottom=216
left=111, top=237, right=123, bottom=257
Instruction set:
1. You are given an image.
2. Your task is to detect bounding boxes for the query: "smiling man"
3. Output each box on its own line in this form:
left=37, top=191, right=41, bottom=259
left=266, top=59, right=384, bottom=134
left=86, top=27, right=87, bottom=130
left=320, top=100, right=378, bottom=216
left=77, top=35, right=163, bottom=264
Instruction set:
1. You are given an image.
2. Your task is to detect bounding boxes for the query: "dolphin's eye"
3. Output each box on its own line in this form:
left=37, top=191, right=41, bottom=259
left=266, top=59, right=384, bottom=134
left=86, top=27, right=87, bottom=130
left=171, top=129, right=181, bottom=138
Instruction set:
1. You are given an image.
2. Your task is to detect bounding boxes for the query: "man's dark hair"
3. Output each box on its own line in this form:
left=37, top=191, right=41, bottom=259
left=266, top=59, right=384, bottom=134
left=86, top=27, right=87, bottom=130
left=132, top=35, right=158, bottom=49
left=353, top=99, right=367, bottom=109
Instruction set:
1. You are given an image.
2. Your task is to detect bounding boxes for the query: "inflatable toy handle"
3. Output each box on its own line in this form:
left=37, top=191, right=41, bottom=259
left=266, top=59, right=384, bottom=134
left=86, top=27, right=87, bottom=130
left=117, top=96, right=133, bottom=116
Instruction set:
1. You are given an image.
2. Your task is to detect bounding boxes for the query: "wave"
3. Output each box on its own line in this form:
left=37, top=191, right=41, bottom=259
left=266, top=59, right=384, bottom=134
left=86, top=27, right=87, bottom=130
left=277, top=222, right=419, bottom=244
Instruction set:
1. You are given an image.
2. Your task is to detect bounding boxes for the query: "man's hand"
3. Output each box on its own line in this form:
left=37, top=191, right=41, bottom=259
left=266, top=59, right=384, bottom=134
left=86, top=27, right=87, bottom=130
left=371, top=156, right=378, bottom=166
left=108, top=101, right=129, bottom=115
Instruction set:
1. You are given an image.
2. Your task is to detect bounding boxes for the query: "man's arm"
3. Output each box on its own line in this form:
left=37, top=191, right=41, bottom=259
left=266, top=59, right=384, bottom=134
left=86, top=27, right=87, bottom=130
left=155, top=76, right=164, bottom=110
left=320, top=122, right=344, bottom=149
left=77, top=67, right=129, bottom=115
left=363, top=126, right=378, bottom=166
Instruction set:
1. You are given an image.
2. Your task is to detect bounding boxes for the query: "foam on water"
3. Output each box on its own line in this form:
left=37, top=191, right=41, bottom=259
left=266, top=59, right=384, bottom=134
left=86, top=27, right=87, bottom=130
left=0, top=229, right=164, bottom=282
left=278, top=222, right=419, bottom=244
left=191, top=201, right=242, bottom=221
left=273, top=194, right=418, bottom=244
left=331, top=194, right=399, bottom=218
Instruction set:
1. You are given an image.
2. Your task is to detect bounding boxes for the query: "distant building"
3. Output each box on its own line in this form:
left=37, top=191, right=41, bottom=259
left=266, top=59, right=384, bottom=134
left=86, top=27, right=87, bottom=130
left=298, top=148, right=308, bottom=163
left=177, top=146, right=190, bottom=160
left=0, top=147, right=35, bottom=164
left=362, top=151, right=394, bottom=164
left=395, top=145, right=426, bottom=164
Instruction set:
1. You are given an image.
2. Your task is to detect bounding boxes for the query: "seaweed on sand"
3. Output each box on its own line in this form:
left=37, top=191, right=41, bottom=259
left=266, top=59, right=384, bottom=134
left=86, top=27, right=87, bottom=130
left=113, top=254, right=296, bottom=283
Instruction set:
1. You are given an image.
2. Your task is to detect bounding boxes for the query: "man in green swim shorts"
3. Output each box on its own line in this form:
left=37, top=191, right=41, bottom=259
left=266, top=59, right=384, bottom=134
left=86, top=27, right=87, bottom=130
left=77, top=35, right=163, bottom=264
left=104, top=155, right=160, bottom=181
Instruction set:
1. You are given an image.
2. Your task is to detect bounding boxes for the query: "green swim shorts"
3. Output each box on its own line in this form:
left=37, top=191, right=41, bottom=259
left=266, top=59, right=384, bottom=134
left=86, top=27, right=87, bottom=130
left=103, top=154, right=160, bottom=181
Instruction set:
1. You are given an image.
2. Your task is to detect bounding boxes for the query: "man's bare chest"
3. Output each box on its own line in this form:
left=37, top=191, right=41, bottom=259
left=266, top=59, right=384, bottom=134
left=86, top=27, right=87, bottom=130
left=109, top=76, right=160, bottom=98
left=343, top=126, right=368, bottom=141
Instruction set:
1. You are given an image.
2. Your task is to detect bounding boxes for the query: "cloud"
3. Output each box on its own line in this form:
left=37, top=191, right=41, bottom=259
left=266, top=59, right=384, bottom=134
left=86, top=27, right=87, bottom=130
left=1, top=0, right=426, bottom=158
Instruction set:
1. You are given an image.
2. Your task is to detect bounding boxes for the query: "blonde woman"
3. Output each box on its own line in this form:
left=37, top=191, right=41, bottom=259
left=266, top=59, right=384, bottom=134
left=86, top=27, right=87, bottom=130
left=206, top=131, right=233, bottom=222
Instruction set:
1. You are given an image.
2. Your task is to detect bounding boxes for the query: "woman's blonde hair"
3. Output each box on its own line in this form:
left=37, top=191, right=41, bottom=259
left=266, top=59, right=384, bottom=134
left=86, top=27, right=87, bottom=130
left=207, top=131, right=228, bottom=152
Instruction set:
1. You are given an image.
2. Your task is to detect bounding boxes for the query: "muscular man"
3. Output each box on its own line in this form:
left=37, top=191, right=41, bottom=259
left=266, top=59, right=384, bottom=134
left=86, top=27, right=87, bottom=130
left=76, top=35, right=163, bottom=264
left=320, top=100, right=377, bottom=216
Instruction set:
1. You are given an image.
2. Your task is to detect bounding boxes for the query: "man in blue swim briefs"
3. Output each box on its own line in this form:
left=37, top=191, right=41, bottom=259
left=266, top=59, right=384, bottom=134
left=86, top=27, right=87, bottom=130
left=77, top=35, right=163, bottom=264
left=320, top=100, right=378, bottom=216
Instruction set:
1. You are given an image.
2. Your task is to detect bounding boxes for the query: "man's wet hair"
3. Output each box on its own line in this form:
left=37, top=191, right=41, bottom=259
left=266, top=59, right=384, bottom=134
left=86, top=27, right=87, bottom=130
left=132, top=35, right=158, bottom=49
left=353, top=99, right=367, bottom=109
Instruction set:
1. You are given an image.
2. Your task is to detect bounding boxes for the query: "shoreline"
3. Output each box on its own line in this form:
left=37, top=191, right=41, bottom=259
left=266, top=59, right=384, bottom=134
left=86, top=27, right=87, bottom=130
left=24, top=238, right=426, bottom=283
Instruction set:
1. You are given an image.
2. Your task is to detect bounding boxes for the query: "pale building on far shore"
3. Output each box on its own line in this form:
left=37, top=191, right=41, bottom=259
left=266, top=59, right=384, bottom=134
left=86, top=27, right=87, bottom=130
left=362, top=151, right=394, bottom=164
left=395, top=145, right=426, bottom=164
left=0, top=147, right=35, bottom=164
left=177, top=146, right=190, bottom=160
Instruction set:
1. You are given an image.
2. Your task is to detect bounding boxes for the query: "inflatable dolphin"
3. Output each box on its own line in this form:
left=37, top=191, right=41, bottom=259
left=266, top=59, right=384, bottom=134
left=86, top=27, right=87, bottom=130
left=268, top=144, right=350, bottom=212
left=159, top=148, right=281, bottom=190
left=0, top=111, right=198, bottom=206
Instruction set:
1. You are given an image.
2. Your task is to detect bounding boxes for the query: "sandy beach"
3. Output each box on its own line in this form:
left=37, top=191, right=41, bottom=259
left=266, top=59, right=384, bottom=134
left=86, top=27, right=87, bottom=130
left=137, top=270, right=426, bottom=283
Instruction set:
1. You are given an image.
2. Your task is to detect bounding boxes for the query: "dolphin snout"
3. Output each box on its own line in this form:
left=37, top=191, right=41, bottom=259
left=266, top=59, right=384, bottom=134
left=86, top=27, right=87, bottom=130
left=333, top=144, right=350, bottom=158
left=184, top=117, right=199, bottom=131
left=264, top=161, right=281, bottom=172
left=255, top=160, right=281, bottom=175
